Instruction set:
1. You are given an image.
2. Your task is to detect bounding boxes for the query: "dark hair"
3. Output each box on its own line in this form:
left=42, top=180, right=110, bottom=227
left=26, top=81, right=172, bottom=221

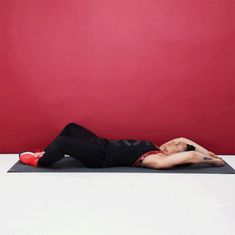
left=185, top=144, right=196, bottom=151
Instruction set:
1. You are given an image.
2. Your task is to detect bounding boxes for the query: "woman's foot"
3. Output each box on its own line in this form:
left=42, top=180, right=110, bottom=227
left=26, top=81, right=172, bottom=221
left=19, top=151, right=44, bottom=167
left=192, top=153, right=225, bottom=167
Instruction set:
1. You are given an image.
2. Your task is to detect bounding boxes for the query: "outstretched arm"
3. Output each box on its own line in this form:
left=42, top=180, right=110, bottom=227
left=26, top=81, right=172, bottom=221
left=142, top=151, right=224, bottom=169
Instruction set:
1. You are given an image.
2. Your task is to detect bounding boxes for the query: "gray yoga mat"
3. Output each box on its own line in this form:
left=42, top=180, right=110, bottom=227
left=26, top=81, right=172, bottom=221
left=7, top=156, right=235, bottom=174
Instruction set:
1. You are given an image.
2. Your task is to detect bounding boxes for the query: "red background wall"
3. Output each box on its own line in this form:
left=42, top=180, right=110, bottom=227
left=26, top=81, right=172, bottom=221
left=1, top=0, right=234, bottom=154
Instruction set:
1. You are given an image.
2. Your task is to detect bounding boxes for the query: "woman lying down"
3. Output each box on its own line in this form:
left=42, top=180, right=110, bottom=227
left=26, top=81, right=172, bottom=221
left=19, top=122, right=225, bottom=169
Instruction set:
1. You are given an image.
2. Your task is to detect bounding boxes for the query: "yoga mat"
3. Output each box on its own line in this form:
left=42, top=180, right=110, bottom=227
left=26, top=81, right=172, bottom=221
left=7, top=157, right=235, bottom=174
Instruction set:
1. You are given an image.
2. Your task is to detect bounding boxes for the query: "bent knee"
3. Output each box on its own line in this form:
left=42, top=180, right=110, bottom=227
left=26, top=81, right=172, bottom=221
left=65, top=122, right=78, bottom=128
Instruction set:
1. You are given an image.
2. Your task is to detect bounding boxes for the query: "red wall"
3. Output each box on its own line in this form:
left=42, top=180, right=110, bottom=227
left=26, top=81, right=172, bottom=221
left=1, top=0, right=234, bottom=154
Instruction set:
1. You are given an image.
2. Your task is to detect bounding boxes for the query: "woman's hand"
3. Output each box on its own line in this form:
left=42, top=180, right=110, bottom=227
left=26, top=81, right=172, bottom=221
left=208, top=151, right=220, bottom=158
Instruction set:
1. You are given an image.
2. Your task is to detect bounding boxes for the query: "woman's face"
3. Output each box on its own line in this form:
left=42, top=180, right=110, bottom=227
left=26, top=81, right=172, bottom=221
left=160, top=140, right=187, bottom=155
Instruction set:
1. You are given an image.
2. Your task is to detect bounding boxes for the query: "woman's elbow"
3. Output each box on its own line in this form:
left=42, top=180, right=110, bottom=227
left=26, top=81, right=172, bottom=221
left=152, top=161, right=173, bottom=170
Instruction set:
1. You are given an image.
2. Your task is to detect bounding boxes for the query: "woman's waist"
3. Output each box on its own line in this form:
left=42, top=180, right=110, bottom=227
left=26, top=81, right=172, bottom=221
left=105, top=139, right=157, bottom=148
left=102, top=140, right=158, bottom=165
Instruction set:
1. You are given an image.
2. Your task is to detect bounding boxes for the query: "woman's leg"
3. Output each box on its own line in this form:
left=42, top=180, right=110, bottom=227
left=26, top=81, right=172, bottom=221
left=38, top=136, right=105, bottom=168
left=61, top=122, right=99, bottom=139
left=44, top=122, right=99, bottom=152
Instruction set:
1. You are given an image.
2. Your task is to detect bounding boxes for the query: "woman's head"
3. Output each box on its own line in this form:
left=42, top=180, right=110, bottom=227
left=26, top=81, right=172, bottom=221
left=160, top=140, right=195, bottom=155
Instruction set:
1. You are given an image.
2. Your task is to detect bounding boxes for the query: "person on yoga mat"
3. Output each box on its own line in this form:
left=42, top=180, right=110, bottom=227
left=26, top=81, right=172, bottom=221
left=19, top=122, right=225, bottom=169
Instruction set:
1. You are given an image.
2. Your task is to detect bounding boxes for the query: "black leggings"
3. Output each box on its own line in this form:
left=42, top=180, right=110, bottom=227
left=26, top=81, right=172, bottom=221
left=38, top=122, right=107, bottom=168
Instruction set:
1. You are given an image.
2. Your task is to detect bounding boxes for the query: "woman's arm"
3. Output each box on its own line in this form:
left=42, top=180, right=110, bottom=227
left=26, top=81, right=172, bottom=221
left=141, top=151, right=195, bottom=169
left=142, top=151, right=224, bottom=169
left=179, top=137, right=214, bottom=155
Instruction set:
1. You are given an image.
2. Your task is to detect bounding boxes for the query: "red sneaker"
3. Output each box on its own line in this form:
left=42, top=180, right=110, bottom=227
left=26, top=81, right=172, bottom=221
left=19, top=152, right=42, bottom=167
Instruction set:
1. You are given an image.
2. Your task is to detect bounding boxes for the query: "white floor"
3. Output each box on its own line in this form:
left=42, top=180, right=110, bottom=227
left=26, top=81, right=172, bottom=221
left=0, top=154, right=235, bottom=235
